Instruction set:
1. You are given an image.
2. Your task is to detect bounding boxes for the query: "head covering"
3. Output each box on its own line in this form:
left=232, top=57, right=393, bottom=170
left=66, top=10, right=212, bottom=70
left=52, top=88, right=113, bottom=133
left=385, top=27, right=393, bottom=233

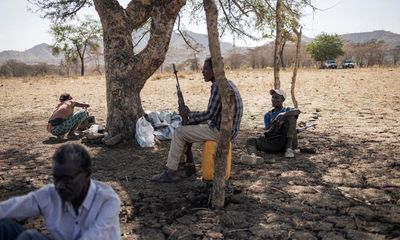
left=59, top=93, right=72, bottom=102
left=270, top=89, right=287, bottom=101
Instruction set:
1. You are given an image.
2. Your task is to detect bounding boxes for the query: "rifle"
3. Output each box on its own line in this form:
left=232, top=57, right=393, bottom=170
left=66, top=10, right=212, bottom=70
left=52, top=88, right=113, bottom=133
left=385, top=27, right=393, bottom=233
left=173, top=64, right=188, bottom=124
left=297, top=123, right=317, bottom=133
left=264, top=121, right=316, bottom=139
left=172, top=64, right=195, bottom=177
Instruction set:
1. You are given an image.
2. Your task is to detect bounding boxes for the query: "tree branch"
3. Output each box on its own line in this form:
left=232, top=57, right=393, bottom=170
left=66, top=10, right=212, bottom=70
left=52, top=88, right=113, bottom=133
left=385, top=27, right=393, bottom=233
left=176, top=14, right=200, bottom=53
left=217, top=0, right=256, bottom=40
left=134, top=0, right=186, bottom=90
left=28, top=0, right=91, bottom=23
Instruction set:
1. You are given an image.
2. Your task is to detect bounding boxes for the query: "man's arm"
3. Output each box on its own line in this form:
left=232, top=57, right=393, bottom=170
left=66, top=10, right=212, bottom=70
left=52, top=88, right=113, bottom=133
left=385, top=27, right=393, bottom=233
left=73, top=101, right=90, bottom=108
left=78, top=196, right=121, bottom=240
left=0, top=189, right=45, bottom=220
left=188, top=84, right=221, bottom=124
left=264, top=112, right=272, bottom=130
left=274, top=108, right=300, bottom=122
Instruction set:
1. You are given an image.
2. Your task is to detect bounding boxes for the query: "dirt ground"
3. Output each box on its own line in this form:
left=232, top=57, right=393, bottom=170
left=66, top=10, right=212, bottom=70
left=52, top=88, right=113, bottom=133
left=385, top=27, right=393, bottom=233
left=0, top=67, right=399, bottom=239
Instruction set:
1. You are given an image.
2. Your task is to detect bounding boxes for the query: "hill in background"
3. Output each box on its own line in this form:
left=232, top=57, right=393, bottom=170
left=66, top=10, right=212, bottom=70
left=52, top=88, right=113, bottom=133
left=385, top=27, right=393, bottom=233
left=0, top=30, right=399, bottom=66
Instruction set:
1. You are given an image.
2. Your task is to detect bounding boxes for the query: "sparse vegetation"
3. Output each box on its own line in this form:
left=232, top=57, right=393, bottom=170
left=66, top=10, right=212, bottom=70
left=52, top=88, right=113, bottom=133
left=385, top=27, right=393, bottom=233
left=306, top=33, right=344, bottom=66
left=0, top=60, right=58, bottom=78
left=50, top=16, right=102, bottom=76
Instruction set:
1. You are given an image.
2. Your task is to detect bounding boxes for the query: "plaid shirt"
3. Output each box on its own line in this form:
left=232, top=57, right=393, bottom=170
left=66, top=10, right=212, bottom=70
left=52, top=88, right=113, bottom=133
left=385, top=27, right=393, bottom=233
left=188, top=80, right=243, bottom=139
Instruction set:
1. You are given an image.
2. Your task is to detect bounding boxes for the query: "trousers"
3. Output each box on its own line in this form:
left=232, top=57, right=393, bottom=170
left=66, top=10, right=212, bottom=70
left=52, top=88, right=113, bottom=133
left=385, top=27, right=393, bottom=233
left=166, top=124, right=220, bottom=171
left=247, top=116, right=298, bottom=153
left=0, top=219, right=49, bottom=240
left=51, top=110, right=87, bottom=136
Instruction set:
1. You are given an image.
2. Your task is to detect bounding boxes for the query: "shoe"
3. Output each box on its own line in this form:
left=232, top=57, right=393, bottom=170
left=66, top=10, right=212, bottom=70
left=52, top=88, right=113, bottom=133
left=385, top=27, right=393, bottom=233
left=151, top=169, right=180, bottom=183
left=246, top=138, right=258, bottom=155
left=284, top=148, right=295, bottom=158
left=299, top=147, right=317, bottom=154
left=182, top=164, right=196, bottom=178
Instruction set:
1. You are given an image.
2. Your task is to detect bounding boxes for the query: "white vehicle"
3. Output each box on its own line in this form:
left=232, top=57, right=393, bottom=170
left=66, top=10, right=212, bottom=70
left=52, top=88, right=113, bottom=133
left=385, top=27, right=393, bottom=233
left=322, top=60, right=337, bottom=69
left=342, top=60, right=355, bottom=68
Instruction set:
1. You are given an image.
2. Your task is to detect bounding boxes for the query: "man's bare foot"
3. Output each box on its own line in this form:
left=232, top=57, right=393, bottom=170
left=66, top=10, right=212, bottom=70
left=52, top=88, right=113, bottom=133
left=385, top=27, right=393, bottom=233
left=67, top=133, right=81, bottom=140
left=57, top=135, right=65, bottom=140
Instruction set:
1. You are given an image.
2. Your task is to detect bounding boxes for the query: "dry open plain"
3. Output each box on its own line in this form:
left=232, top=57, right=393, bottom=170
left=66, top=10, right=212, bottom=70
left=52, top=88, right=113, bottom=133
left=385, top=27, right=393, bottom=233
left=0, top=67, right=399, bottom=239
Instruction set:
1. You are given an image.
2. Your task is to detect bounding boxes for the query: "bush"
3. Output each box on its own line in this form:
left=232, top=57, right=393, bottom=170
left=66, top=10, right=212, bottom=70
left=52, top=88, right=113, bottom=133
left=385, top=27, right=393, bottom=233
left=0, top=60, right=59, bottom=78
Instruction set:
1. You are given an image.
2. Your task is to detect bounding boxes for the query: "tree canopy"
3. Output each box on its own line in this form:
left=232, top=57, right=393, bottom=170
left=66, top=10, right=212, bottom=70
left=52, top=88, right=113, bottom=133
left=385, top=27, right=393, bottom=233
left=306, top=33, right=344, bottom=62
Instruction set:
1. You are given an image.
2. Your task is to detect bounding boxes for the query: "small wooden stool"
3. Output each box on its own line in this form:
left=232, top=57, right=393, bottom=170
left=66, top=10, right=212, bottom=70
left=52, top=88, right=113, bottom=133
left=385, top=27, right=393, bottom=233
left=201, top=141, right=232, bottom=181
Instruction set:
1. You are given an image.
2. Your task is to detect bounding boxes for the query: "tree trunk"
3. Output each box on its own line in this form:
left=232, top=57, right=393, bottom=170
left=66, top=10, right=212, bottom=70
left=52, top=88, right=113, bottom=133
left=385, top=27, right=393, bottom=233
left=203, top=0, right=234, bottom=209
left=273, top=0, right=283, bottom=89
left=93, top=0, right=185, bottom=140
left=80, top=56, right=85, bottom=76
left=291, top=27, right=302, bottom=109
left=279, top=37, right=287, bottom=70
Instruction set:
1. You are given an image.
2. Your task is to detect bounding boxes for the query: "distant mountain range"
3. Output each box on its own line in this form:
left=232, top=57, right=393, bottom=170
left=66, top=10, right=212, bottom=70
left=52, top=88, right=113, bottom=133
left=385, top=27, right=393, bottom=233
left=0, top=43, right=63, bottom=65
left=1, top=30, right=399, bottom=65
left=340, top=30, right=400, bottom=48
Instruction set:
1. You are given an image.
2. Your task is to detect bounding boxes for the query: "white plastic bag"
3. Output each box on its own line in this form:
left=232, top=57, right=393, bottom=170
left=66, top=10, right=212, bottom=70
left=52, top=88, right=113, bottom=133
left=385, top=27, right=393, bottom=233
left=135, top=116, right=155, bottom=147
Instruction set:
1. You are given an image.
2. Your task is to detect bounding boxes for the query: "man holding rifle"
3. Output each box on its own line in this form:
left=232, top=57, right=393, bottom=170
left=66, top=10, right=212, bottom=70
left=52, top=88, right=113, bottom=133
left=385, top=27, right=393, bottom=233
left=246, top=89, right=300, bottom=158
left=152, top=57, right=243, bottom=183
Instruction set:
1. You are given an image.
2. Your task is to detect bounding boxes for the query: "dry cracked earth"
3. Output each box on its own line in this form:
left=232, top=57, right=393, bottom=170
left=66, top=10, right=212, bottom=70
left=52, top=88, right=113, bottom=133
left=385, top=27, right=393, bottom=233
left=0, top=67, right=399, bottom=239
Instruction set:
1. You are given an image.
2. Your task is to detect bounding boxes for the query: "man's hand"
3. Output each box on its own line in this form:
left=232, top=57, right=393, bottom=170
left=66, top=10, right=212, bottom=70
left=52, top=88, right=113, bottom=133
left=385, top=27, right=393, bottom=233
left=179, top=105, right=190, bottom=118
left=274, top=112, right=286, bottom=123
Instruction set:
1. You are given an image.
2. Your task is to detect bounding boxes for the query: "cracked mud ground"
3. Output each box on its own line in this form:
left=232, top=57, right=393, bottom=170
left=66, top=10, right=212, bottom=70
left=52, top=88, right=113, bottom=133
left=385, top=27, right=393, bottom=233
left=1, top=68, right=399, bottom=239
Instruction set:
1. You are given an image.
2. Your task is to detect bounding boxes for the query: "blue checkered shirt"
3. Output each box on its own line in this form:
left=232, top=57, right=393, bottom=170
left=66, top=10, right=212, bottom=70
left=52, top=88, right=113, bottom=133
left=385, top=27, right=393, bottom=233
left=188, top=80, right=243, bottom=139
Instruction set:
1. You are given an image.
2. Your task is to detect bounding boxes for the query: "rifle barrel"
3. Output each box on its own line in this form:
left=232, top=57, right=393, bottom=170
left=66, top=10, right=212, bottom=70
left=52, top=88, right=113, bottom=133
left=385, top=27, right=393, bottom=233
left=172, top=64, right=181, bottom=89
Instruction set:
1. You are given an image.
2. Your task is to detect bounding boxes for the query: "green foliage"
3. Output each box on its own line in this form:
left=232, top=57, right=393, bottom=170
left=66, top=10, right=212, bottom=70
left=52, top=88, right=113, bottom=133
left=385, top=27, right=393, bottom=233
left=306, top=33, right=344, bottom=62
left=261, top=0, right=313, bottom=39
left=50, top=16, right=102, bottom=75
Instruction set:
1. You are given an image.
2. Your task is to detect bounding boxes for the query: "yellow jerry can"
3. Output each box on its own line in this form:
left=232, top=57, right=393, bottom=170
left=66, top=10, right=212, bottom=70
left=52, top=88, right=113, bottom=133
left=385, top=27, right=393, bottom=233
left=201, top=140, right=232, bottom=181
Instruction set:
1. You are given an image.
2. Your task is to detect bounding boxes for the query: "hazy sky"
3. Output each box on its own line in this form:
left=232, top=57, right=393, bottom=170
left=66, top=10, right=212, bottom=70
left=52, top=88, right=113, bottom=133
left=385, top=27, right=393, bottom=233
left=1, top=0, right=399, bottom=51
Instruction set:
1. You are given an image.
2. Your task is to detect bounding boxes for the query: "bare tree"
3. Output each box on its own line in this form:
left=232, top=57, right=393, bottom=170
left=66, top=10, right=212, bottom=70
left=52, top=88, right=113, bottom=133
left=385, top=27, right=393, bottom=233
left=291, top=26, right=302, bottom=108
left=390, top=45, right=400, bottom=66
left=273, top=0, right=283, bottom=89
left=204, top=0, right=235, bottom=209
left=50, top=16, right=102, bottom=76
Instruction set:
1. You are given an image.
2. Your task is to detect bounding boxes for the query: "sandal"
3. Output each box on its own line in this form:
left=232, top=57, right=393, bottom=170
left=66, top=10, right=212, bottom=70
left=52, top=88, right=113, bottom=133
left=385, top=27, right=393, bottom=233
left=67, top=133, right=82, bottom=140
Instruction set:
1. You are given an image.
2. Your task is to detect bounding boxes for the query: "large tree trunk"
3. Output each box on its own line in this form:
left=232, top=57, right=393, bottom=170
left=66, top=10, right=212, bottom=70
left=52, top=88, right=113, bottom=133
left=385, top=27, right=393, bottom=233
left=273, top=0, right=283, bottom=89
left=203, top=0, right=235, bottom=209
left=93, top=0, right=185, bottom=140
left=291, top=27, right=302, bottom=109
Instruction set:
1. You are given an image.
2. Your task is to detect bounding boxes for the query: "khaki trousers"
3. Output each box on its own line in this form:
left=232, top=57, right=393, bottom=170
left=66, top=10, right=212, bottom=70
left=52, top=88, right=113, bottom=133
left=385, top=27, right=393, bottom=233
left=166, top=124, right=220, bottom=171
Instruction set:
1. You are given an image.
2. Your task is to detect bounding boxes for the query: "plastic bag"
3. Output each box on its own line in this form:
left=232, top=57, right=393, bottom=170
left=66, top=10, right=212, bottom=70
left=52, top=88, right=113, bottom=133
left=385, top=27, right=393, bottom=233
left=158, top=110, right=172, bottom=124
left=170, top=112, right=183, bottom=129
left=153, top=111, right=182, bottom=140
left=135, top=116, right=155, bottom=147
left=154, top=125, right=174, bottom=141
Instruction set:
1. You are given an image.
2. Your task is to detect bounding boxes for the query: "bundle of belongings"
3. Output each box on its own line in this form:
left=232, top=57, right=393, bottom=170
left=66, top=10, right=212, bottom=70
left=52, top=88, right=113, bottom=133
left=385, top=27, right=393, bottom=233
left=136, top=110, right=182, bottom=147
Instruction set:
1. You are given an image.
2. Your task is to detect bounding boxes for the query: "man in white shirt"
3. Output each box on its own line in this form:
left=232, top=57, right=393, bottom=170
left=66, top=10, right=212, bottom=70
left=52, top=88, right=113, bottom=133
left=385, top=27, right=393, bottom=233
left=0, top=144, right=121, bottom=240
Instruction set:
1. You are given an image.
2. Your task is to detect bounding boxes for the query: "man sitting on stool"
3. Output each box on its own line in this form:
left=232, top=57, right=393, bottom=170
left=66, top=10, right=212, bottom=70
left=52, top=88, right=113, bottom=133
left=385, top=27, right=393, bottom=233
left=151, top=57, right=243, bottom=183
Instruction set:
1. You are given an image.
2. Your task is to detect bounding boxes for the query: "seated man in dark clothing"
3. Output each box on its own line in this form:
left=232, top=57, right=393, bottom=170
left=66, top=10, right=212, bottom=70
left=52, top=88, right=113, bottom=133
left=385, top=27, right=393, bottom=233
left=247, top=89, right=300, bottom=158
